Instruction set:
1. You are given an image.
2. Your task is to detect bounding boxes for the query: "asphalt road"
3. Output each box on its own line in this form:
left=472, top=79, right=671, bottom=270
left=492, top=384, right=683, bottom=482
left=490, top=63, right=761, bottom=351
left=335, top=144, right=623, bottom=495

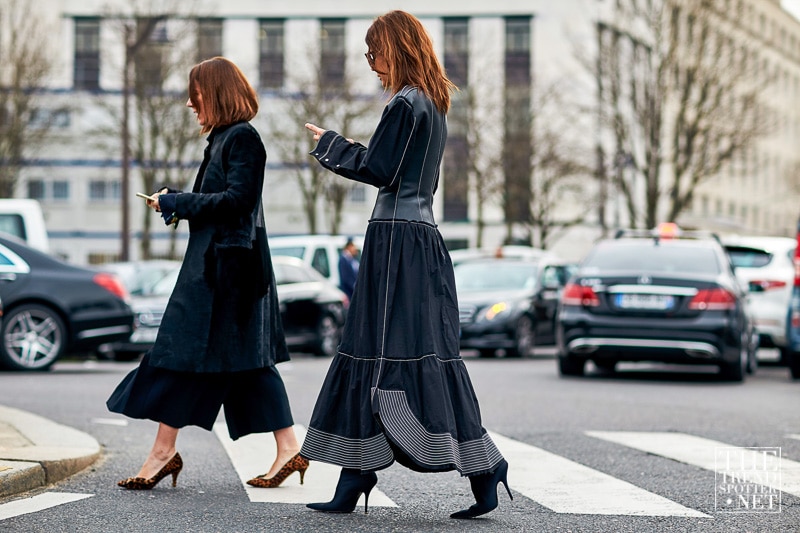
left=0, top=349, right=798, bottom=533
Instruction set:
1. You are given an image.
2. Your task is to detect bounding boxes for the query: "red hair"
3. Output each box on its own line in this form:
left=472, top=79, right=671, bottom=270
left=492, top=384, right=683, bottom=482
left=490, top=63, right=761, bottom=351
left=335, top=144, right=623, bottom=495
left=188, top=57, right=258, bottom=134
left=366, top=11, right=456, bottom=113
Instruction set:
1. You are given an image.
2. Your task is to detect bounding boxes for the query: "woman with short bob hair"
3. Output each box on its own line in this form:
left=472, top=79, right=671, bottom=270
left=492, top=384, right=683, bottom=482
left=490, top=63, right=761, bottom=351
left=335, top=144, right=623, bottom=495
left=188, top=57, right=258, bottom=134
left=108, top=57, right=308, bottom=493
left=301, top=11, right=511, bottom=520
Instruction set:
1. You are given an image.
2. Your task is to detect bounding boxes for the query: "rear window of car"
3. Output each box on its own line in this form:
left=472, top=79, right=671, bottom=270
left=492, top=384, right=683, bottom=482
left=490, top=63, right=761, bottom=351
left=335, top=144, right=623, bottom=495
left=585, top=241, right=721, bottom=274
left=454, top=262, right=538, bottom=291
left=724, top=246, right=773, bottom=268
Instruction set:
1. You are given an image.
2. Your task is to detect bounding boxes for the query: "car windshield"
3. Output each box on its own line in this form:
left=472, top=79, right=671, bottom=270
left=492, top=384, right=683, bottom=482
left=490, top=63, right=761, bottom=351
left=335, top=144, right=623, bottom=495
left=270, top=246, right=305, bottom=259
left=150, top=268, right=179, bottom=296
left=274, top=262, right=325, bottom=284
left=585, top=242, right=721, bottom=274
left=454, top=262, right=538, bottom=291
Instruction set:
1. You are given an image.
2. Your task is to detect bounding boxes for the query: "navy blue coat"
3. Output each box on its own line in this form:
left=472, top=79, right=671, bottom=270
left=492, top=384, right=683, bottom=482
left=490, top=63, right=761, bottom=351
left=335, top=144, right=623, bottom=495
left=148, top=121, right=289, bottom=373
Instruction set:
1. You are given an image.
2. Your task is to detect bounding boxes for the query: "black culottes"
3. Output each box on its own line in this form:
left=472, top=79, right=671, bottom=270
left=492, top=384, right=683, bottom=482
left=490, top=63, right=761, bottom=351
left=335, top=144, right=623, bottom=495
left=107, top=353, right=293, bottom=440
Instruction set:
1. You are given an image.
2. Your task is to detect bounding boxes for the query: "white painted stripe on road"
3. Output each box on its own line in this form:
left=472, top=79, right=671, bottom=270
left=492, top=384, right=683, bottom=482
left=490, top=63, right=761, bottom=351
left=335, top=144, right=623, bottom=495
left=90, top=417, right=128, bottom=426
left=587, top=432, right=800, bottom=499
left=0, top=492, right=93, bottom=521
left=489, top=431, right=709, bottom=517
left=214, top=423, right=397, bottom=507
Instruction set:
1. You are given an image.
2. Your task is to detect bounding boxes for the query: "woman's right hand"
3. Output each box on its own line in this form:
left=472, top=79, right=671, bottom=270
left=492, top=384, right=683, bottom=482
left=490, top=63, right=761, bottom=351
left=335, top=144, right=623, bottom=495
left=305, top=123, right=326, bottom=142
left=147, top=188, right=169, bottom=212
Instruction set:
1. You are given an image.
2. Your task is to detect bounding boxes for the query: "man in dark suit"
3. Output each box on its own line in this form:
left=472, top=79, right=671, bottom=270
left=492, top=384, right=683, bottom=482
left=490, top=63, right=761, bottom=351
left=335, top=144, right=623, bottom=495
left=338, top=238, right=359, bottom=299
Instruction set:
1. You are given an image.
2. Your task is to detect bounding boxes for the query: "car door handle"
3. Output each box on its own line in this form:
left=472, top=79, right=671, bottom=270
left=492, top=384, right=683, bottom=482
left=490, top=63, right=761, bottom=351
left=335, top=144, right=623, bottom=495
left=0, top=273, right=17, bottom=282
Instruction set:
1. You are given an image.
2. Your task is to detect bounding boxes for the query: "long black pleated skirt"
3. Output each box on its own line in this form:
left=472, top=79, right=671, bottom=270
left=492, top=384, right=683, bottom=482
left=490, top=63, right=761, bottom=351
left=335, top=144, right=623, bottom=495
left=107, top=352, right=294, bottom=440
left=300, top=219, right=504, bottom=476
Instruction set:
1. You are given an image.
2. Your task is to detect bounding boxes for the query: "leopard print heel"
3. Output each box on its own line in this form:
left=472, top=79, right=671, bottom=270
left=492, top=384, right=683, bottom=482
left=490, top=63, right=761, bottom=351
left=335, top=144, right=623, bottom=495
left=247, top=453, right=310, bottom=488
left=118, top=452, right=183, bottom=490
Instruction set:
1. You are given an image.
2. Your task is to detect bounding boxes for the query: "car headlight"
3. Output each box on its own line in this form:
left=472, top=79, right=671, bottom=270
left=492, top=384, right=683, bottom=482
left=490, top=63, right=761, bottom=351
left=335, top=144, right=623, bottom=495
left=478, top=302, right=511, bottom=321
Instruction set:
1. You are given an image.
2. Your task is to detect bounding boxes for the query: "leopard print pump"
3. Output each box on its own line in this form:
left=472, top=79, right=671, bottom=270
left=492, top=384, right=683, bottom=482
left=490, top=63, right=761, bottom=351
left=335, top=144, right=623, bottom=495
left=247, top=453, right=310, bottom=488
left=118, top=452, right=183, bottom=490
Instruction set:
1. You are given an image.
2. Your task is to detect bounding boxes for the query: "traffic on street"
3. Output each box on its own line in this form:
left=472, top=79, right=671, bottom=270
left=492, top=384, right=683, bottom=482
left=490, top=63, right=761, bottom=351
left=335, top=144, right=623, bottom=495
left=0, top=349, right=798, bottom=532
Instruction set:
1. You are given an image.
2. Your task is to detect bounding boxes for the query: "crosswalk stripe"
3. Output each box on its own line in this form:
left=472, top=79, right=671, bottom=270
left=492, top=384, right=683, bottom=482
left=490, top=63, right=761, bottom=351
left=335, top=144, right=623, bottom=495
left=489, top=431, right=709, bottom=517
left=213, top=423, right=397, bottom=507
left=0, top=492, right=93, bottom=521
left=587, top=431, right=800, bottom=498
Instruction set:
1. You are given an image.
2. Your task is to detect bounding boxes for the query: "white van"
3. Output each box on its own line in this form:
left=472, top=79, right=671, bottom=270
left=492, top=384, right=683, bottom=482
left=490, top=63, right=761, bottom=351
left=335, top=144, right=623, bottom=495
left=0, top=199, right=49, bottom=253
left=269, top=234, right=364, bottom=289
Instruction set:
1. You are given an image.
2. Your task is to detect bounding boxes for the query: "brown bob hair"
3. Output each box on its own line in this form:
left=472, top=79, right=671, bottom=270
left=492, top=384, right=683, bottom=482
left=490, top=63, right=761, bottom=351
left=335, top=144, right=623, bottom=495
left=188, top=57, right=258, bottom=134
left=365, top=11, right=456, bottom=113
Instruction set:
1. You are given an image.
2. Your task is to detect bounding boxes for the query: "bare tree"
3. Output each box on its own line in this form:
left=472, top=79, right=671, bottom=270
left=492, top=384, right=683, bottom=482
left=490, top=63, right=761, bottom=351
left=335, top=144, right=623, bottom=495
left=527, top=82, right=596, bottom=249
left=595, top=0, right=771, bottom=228
left=265, top=56, right=378, bottom=235
left=91, top=4, right=206, bottom=260
left=451, top=87, right=504, bottom=248
left=130, top=18, right=204, bottom=259
left=0, top=0, right=57, bottom=198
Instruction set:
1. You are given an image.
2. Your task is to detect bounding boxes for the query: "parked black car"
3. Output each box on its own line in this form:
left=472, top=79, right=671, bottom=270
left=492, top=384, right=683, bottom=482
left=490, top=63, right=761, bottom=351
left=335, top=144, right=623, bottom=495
left=101, top=255, right=348, bottom=359
left=455, top=257, right=575, bottom=357
left=274, top=256, right=348, bottom=356
left=0, top=234, right=134, bottom=370
left=95, top=260, right=181, bottom=361
left=556, top=225, right=758, bottom=381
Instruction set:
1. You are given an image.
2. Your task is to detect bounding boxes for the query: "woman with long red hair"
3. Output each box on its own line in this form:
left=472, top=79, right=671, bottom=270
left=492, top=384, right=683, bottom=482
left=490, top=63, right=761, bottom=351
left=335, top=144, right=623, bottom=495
left=301, top=11, right=511, bottom=519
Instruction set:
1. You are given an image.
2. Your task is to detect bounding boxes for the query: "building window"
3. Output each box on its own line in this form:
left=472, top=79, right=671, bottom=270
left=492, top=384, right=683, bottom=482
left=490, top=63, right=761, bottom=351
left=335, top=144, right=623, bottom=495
left=197, top=18, right=223, bottom=62
left=135, top=18, right=169, bottom=91
left=28, top=180, right=45, bottom=200
left=349, top=184, right=366, bottom=204
left=52, top=181, right=70, bottom=200
left=259, top=19, right=285, bottom=89
left=444, top=18, right=469, bottom=87
left=503, top=16, right=532, bottom=224
left=320, top=19, right=346, bottom=87
left=74, top=18, right=100, bottom=90
left=27, top=179, right=70, bottom=201
left=506, top=17, right=531, bottom=86
left=89, top=180, right=121, bottom=201
left=442, top=18, right=470, bottom=221
left=29, top=108, right=71, bottom=129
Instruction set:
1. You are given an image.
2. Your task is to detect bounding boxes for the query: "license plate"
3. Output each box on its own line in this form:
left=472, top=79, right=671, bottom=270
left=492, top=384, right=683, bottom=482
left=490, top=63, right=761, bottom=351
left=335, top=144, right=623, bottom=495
left=615, top=293, right=674, bottom=310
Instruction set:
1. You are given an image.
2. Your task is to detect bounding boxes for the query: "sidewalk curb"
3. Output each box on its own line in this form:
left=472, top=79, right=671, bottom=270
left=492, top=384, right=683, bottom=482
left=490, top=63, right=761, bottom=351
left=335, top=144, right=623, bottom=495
left=0, top=405, right=101, bottom=498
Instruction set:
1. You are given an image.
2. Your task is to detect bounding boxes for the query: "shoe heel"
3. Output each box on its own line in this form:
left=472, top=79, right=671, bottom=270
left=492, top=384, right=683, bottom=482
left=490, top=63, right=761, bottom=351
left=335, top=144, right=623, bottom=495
left=501, top=479, right=512, bottom=500
left=171, top=471, right=179, bottom=487
left=363, top=487, right=373, bottom=514
left=299, top=467, right=307, bottom=485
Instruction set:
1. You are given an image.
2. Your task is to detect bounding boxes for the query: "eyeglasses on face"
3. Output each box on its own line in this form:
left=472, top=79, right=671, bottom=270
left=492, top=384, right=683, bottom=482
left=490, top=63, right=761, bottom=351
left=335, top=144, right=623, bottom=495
left=364, top=51, right=377, bottom=66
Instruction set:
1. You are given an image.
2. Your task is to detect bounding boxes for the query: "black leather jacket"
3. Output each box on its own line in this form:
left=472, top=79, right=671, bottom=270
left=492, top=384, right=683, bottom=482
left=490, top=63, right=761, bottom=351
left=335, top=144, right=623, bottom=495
left=310, top=86, right=446, bottom=225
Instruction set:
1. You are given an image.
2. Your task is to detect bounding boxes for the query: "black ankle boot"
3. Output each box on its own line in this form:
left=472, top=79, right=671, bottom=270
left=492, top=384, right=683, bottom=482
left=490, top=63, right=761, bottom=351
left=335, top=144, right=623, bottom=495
left=450, top=460, right=512, bottom=519
left=306, top=468, right=378, bottom=514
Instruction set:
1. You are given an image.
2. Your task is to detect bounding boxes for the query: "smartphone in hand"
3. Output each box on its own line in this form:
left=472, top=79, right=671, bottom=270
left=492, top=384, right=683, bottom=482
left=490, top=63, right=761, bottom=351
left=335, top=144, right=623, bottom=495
left=136, top=192, right=156, bottom=201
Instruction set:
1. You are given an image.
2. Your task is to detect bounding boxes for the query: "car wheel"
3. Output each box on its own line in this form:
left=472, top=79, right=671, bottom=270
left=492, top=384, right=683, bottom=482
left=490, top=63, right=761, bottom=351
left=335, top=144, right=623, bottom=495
left=719, top=342, right=747, bottom=382
left=558, top=353, right=586, bottom=376
left=779, top=347, right=791, bottom=366
left=788, top=351, right=800, bottom=379
left=478, top=349, right=496, bottom=358
left=0, top=304, right=66, bottom=371
left=313, top=314, right=340, bottom=357
left=507, top=315, right=535, bottom=358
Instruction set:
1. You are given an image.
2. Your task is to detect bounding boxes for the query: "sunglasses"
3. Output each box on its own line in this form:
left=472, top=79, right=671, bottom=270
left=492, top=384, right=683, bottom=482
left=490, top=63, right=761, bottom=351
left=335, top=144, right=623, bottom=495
left=364, top=51, right=378, bottom=66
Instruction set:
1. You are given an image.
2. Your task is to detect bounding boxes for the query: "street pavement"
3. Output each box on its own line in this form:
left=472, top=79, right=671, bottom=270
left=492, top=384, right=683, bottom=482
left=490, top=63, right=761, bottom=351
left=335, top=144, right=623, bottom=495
left=0, top=405, right=100, bottom=498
